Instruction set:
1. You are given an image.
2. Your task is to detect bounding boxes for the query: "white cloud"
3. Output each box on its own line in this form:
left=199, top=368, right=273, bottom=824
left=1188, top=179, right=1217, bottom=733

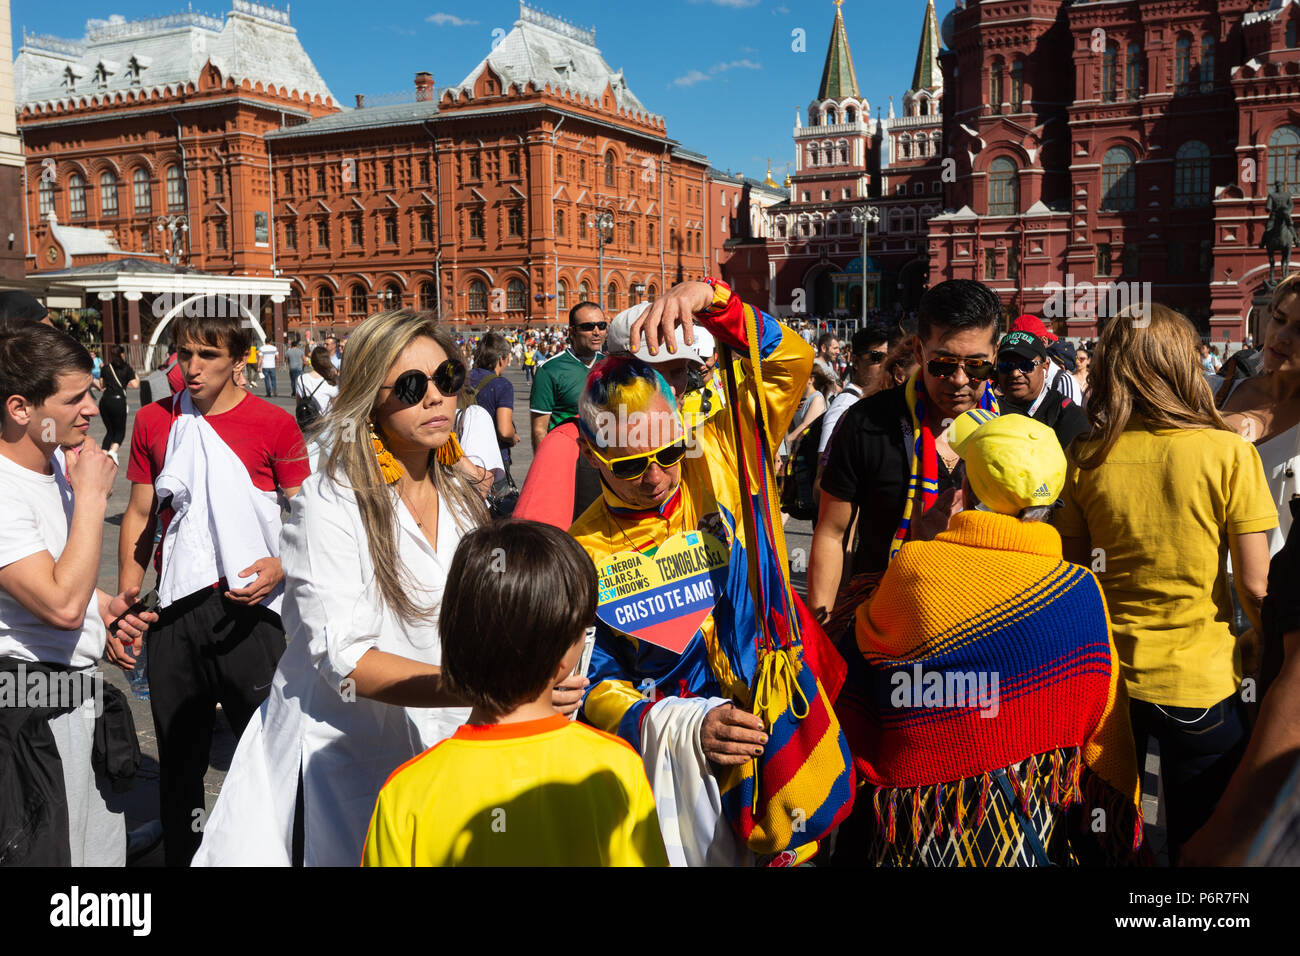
left=672, top=69, right=711, bottom=87
left=426, top=12, right=480, bottom=27
left=711, top=59, right=763, bottom=73
left=739, top=46, right=758, bottom=54
left=689, top=0, right=762, bottom=7
left=772, top=4, right=791, bottom=14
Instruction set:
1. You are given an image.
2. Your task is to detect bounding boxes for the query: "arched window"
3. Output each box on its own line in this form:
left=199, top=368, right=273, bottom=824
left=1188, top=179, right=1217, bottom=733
left=604, top=150, right=616, bottom=187
left=646, top=284, right=657, bottom=304
left=468, top=280, right=488, bottom=312
left=38, top=177, right=55, bottom=216
left=838, top=143, right=849, bottom=163
left=845, top=107, right=856, bottom=123
left=1011, top=58, right=1025, bottom=111
left=900, top=135, right=912, bottom=160
left=317, top=286, right=334, bottom=319
left=1269, top=126, right=1300, bottom=193
left=1101, top=146, right=1138, bottom=211
left=1200, top=36, right=1216, bottom=93
left=555, top=209, right=565, bottom=237
left=1126, top=43, right=1142, bottom=99
left=165, top=165, right=185, bottom=210
left=506, top=278, right=526, bottom=311
left=776, top=219, right=787, bottom=238
left=287, top=288, right=301, bottom=317
left=100, top=170, right=118, bottom=216
left=1175, top=141, right=1211, bottom=207
left=1175, top=35, right=1191, bottom=95
left=1102, top=45, right=1117, bottom=102
left=990, top=59, right=1004, bottom=113
left=384, top=283, right=401, bottom=309
left=133, top=167, right=151, bottom=214
left=1289, top=20, right=1298, bottom=49
left=578, top=282, right=591, bottom=303
left=807, top=146, right=817, bottom=167
left=606, top=282, right=618, bottom=311
left=420, top=281, right=437, bottom=312
left=826, top=108, right=837, bottom=125
left=68, top=173, right=86, bottom=218
left=557, top=280, right=568, bottom=312
left=988, top=157, right=1018, bottom=215
left=349, top=284, right=367, bottom=315
left=809, top=109, right=819, bottom=126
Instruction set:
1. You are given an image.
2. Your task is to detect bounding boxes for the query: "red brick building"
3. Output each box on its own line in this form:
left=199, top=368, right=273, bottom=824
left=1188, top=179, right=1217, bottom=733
left=928, top=0, right=1300, bottom=342
left=15, top=2, right=711, bottom=335
left=706, top=166, right=788, bottom=312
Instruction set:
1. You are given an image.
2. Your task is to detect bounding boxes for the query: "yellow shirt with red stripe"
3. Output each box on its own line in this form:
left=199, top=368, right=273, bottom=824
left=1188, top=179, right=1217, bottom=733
left=361, top=714, right=669, bottom=867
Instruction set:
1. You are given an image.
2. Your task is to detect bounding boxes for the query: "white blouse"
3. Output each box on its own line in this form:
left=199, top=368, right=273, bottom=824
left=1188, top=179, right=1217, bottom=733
left=193, top=471, right=478, bottom=867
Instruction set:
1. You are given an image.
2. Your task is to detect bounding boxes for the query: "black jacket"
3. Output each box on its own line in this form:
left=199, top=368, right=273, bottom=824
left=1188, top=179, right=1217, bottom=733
left=0, top=659, right=138, bottom=866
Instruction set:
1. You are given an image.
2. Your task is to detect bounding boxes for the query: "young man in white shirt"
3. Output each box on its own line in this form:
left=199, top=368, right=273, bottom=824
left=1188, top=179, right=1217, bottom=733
left=0, top=322, right=156, bottom=865
left=259, top=341, right=280, bottom=397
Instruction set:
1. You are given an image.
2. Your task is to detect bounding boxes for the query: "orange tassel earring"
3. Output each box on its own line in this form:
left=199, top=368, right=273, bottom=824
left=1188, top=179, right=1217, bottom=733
left=370, top=427, right=404, bottom=484
left=436, top=432, right=465, bottom=467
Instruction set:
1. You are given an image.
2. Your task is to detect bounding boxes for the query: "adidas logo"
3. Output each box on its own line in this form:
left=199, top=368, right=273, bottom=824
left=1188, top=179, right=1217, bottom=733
left=1033, top=483, right=1052, bottom=498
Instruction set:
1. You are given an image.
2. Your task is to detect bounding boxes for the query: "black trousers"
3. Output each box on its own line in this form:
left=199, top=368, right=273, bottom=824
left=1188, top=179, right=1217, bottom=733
left=100, top=391, right=128, bottom=449
left=148, top=586, right=286, bottom=866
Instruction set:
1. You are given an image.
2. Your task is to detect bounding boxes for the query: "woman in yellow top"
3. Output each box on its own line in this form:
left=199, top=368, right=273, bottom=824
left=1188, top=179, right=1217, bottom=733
left=1055, top=303, right=1277, bottom=864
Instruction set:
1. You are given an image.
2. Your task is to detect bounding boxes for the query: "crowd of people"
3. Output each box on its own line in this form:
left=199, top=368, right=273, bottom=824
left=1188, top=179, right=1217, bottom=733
left=0, top=269, right=1297, bottom=868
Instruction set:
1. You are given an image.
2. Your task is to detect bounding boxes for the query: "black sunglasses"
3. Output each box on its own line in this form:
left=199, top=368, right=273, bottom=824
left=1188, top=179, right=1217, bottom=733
left=575, top=322, right=608, bottom=332
left=380, top=359, right=467, bottom=406
left=857, top=349, right=888, bottom=364
left=997, top=356, right=1042, bottom=376
left=927, top=356, right=996, bottom=381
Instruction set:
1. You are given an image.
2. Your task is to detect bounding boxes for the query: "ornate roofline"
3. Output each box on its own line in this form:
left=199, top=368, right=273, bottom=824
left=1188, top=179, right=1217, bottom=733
left=518, top=2, right=596, bottom=48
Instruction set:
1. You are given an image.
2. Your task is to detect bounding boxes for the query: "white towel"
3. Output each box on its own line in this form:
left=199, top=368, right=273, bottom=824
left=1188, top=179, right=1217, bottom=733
left=639, top=696, right=751, bottom=867
left=156, top=391, right=286, bottom=615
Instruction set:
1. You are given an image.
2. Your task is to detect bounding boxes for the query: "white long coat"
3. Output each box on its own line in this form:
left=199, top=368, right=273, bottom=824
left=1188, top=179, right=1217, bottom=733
left=192, top=471, right=474, bottom=866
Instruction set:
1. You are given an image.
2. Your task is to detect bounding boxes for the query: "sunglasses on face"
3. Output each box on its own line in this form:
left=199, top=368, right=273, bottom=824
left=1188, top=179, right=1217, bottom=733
left=591, top=438, right=689, bottom=480
left=927, top=356, right=996, bottom=381
left=997, top=356, right=1042, bottom=376
left=575, top=322, right=608, bottom=332
left=380, top=359, right=467, bottom=406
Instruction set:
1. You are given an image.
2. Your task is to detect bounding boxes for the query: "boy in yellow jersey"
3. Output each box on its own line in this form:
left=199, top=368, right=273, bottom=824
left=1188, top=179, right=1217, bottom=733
left=362, top=519, right=668, bottom=867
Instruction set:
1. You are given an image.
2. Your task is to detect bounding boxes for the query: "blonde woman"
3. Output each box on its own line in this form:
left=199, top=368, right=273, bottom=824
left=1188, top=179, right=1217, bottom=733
left=1055, top=304, right=1276, bottom=863
left=193, top=310, right=583, bottom=866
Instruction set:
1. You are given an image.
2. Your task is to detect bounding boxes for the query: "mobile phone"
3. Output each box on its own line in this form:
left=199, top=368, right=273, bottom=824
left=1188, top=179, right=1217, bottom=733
left=112, top=589, right=160, bottom=641
left=567, top=627, right=598, bottom=722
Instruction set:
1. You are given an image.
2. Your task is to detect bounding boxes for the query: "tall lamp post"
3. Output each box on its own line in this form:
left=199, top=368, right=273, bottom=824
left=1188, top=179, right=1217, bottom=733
left=587, top=209, right=615, bottom=310
left=156, top=215, right=188, bottom=266
left=849, top=205, right=880, bottom=329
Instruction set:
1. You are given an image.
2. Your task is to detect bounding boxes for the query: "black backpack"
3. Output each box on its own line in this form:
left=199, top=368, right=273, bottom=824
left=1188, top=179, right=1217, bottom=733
left=296, top=377, right=326, bottom=429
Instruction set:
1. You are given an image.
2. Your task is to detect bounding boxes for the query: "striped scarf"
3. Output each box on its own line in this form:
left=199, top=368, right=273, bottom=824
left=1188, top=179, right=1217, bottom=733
left=889, top=373, right=998, bottom=563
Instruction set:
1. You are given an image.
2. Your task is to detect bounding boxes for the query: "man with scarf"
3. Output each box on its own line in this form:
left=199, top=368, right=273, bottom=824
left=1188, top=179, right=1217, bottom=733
left=570, top=278, right=821, bottom=865
left=807, top=280, right=1003, bottom=631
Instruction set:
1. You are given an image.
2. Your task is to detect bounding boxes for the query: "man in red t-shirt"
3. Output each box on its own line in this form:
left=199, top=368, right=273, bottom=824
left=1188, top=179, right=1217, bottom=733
left=120, top=310, right=308, bottom=867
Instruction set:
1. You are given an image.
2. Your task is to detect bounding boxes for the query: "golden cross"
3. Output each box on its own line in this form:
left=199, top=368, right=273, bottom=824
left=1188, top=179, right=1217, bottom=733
left=834, top=0, right=844, bottom=10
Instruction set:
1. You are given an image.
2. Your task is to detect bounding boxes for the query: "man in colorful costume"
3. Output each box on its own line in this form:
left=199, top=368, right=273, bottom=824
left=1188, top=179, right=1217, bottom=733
left=847, top=410, right=1143, bottom=865
left=571, top=279, right=848, bottom=865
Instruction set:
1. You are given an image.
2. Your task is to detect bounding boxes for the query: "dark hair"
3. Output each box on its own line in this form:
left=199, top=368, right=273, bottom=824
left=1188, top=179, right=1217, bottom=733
left=309, top=345, right=338, bottom=384
left=851, top=322, right=896, bottom=355
left=917, top=279, right=1002, bottom=342
left=108, top=344, right=125, bottom=364
left=440, top=520, right=596, bottom=719
left=569, top=301, right=602, bottom=326
left=474, top=332, right=511, bottom=371
left=816, top=332, right=839, bottom=351
left=0, top=322, right=93, bottom=420
left=0, top=291, right=48, bottom=324
left=170, top=296, right=253, bottom=359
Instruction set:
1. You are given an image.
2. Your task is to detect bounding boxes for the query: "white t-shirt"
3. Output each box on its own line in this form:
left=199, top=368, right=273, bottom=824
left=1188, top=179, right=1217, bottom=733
left=296, top=371, right=339, bottom=414
left=457, top=404, right=505, bottom=482
left=819, top=384, right=863, bottom=456
left=259, top=345, right=279, bottom=370
left=0, top=452, right=106, bottom=668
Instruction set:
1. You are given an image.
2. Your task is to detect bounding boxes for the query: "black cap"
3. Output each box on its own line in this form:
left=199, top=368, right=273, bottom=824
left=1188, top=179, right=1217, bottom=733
left=1047, top=339, right=1077, bottom=372
left=0, top=291, right=49, bottom=324
left=998, top=330, right=1047, bottom=363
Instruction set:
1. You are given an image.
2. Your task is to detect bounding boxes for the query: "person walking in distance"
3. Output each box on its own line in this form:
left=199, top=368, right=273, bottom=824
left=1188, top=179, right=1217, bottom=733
left=286, top=336, right=306, bottom=400
left=260, top=340, right=280, bottom=398
left=119, top=299, right=309, bottom=866
left=95, top=344, right=138, bottom=466
left=529, top=303, right=605, bottom=450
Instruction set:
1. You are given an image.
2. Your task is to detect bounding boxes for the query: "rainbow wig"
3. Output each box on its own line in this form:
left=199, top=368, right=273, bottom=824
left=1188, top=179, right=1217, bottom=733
left=578, top=356, right=678, bottom=450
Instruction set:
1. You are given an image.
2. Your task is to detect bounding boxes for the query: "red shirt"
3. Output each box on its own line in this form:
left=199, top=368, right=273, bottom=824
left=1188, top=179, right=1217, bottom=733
left=515, top=421, right=581, bottom=530
left=127, top=392, right=310, bottom=568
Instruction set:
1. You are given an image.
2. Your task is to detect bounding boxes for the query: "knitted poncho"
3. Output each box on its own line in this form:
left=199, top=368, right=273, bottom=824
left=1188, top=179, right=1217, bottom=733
left=845, top=509, right=1143, bottom=865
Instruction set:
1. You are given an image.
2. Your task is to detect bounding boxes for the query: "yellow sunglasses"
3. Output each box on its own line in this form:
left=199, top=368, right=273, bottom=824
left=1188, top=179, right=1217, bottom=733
left=590, top=437, right=689, bottom=480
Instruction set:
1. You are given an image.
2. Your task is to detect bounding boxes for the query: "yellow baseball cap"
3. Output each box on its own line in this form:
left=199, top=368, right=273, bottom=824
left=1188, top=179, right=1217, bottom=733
left=944, top=410, right=1066, bottom=515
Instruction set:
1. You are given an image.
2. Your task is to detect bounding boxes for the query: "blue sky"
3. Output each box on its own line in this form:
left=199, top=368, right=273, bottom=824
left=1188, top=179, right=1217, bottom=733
left=11, top=0, right=940, bottom=178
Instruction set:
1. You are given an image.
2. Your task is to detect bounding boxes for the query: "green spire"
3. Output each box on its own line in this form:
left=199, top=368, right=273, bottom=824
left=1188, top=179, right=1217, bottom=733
left=817, top=0, right=861, bottom=101
left=910, top=0, right=942, bottom=93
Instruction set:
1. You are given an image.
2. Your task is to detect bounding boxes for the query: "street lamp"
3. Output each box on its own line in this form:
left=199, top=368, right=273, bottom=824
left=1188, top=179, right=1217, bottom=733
left=155, top=215, right=188, bottom=266
left=849, top=205, right=880, bottom=328
left=587, top=209, right=615, bottom=309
